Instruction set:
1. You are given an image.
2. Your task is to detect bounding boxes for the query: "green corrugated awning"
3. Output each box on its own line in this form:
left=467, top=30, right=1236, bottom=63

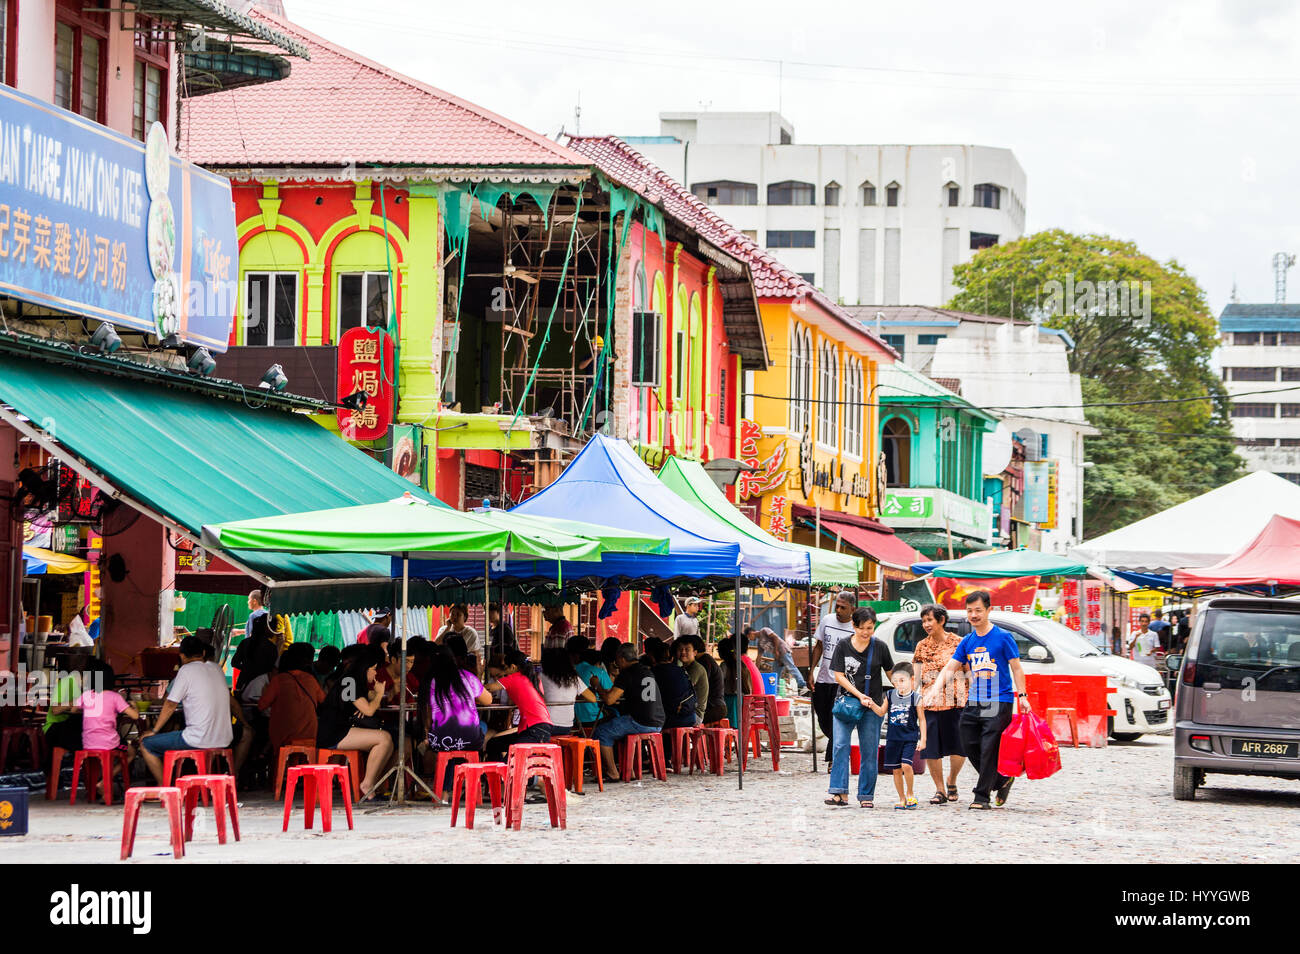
left=0, top=352, right=437, bottom=604
left=656, top=456, right=861, bottom=585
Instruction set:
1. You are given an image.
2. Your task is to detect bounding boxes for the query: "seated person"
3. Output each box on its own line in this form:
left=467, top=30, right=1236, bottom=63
left=538, top=646, right=599, bottom=735
left=315, top=647, right=394, bottom=800
left=43, top=656, right=89, bottom=755
left=674, top=635, right=710, bottom=726
left=140, top=636, right=239, bottom=785
left=650, top=641, right=699, bottom=729
left=594, top=644, right=666, bottom=780
left=686, top=636, right=728, bottom=725
left=482, top=650, right=554, bottom=760
left=231, top=614, right=280, bottom=697
left=568, top=636, right=612, bottom=733
left=259, top=642, right=325, bottom=752
left=443, top=633, right=477, bottom=677
left=717, top=635, right=754, bottom=728
left=437, top=604, right=482, bottom=670
left=313, top=645, right=341, bottom=688
left=425, top=645, right=493, bottom=800
left=50, top=662, right=138, bottom=786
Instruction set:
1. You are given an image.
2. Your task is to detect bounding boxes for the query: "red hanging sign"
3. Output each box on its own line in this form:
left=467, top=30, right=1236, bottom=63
left=933, top=575, right=1040, bottom=614
left=336, top=326, right=395, bottom=442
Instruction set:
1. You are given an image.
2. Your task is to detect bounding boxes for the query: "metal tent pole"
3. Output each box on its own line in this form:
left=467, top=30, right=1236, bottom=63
left=735, top=581, right=744, bottom=791
left=483, top=559, right=490, bottom=664
left=395, top=557, right=409, bottom=803
left=808, top=585, right=817, bottom=773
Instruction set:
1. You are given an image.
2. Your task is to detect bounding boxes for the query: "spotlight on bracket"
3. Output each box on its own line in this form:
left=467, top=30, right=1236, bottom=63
left=338, top=390, right=369, bottom=412
left=258, top=364, right=288, bottom=392
left=90, top=322, right=122, bottom=355
left=187, top=347, right=216, bottom=376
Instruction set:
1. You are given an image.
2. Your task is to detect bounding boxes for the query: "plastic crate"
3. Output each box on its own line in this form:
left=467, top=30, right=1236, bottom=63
left=0, top=787, right=28, bottom=836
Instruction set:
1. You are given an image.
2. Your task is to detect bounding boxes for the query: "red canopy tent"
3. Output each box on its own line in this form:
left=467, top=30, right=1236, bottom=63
left=1173, top=514, right=1300, bottom=588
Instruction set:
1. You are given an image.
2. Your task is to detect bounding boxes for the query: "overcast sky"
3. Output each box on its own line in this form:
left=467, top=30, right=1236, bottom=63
left=285, top=0, right=1300, bottom=315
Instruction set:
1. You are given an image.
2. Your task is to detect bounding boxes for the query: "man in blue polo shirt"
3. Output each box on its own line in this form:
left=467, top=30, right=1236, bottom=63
left=925, top=589, right=1028, bottom=810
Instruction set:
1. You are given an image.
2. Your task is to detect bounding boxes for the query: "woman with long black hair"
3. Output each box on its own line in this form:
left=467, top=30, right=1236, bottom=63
left=425, top=644, right=492, bottom=798
left=538, top=646, right=598, bottom=734
left=316, top=646, right=393, bottom=800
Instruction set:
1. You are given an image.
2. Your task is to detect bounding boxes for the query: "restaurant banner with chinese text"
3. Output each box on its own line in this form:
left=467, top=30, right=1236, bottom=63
left=337, top=326, right=394, bottom=440
left=934, top=575, right=1039, bottom=613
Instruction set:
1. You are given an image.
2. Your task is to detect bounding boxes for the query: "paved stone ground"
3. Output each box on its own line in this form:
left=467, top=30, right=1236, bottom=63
left=5, top=736, right=1297, bottom=863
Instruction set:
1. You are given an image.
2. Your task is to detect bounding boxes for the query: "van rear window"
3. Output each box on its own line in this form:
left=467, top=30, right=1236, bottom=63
left=1198, top=610, right=1300, bottom=690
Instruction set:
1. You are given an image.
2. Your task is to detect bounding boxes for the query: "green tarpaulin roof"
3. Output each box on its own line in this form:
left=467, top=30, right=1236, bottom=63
left=922, top=547, right=1089, bottom=579
left=0, top=352, right=441, bottom=600
left=656, top=457, right=862, bottom=585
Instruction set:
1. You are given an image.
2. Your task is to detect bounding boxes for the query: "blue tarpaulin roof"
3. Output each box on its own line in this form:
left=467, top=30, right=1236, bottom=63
left=405, top=435, right=811, bottom=588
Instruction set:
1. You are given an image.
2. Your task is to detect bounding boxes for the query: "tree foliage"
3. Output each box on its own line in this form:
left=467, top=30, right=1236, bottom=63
left=948, top=229, right=1243, bottom=536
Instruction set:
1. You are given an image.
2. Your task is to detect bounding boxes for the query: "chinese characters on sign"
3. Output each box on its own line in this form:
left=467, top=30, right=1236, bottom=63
left=768, top=494, right=788, bottom=539
left=336, top=326, right=394, bottom=441
left=736, top=419, right=789, bottom=500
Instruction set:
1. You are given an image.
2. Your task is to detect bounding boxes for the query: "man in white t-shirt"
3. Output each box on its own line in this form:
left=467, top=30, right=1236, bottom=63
left=674, top=598, right=702, bottom=640
left=808, top=590, right=859, bottom=762
left=1127, top=614, right=1161, bottom=667
left=140, top=636, right=236, bottom=784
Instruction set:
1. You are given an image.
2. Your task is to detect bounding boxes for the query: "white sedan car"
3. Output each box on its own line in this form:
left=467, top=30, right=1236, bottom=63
left=873, top=609, right=1173, bottom=739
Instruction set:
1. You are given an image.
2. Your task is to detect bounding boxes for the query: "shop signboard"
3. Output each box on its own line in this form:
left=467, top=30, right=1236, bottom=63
left=0, top=86, right=238, bottom=351
left=934, top=575, right=1039, bottom=614
left=1083, top=579, right=1104, bottom=645
left=1127, top=588, right=1164, bottom=634
left=1038, top=460, right=1059, bottom=530
left=337, top=326, right=395, bottom=441
left=880, top=487, right=992, bottom=544
left=1023, top=460, right=1051, bottom=524
left=388, top=423, right=423, bottom=486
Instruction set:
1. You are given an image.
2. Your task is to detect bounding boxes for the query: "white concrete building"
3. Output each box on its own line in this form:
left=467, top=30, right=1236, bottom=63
left=1218, top=303, right=1300, bottom=483
left=629, top=112, right=1026, bottom=307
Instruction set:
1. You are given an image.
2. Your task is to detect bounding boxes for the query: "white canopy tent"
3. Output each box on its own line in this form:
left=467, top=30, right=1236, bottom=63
left=1071, top=471, right=1300, bottom=572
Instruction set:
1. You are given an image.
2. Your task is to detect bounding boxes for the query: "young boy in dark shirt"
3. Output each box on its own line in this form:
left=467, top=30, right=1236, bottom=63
left=874, top=662, right=927, bottom=809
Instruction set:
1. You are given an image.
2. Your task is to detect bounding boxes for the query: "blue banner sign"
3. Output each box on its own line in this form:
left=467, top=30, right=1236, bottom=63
left=0, top=85, right=236, bottom=351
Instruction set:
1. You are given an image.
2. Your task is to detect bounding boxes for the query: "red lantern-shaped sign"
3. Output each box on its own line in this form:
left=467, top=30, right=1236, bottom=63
left=336, top=326, right=395, bottom=442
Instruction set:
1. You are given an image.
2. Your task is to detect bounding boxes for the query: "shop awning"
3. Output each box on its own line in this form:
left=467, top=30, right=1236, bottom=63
left=658, top=457, right=860, bottom=585
left=917, top=547, right=1089, bottom=579
left=792, top=505, right=923, bottom=573
left=0, top=352, right=438, bottom=603
left=1173, top=514, right=1300, bottom=589
left=22, top=547, right=90, bottom=576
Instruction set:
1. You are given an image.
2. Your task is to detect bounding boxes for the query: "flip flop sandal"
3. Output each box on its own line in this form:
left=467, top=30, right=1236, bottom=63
left=824, top=796, right=850, bottom=807
left=930, top=792, right=948, bottom=805
left=946, top=784, right=959, bottom=801
left=996, top=777, right=1015, bottom=807
left=968, top=801, right=992, bottom=811
left=859, top=801, right=874, bottom=809
left=893, top=803, right=908, bottom=810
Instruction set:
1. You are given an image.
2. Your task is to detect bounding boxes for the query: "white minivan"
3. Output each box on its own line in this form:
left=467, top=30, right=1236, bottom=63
left=873, top=609, right=1172, bottom=740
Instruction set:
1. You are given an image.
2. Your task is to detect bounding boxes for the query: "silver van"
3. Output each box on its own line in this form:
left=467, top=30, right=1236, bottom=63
left=1166, top=597, right=1300, bottom=800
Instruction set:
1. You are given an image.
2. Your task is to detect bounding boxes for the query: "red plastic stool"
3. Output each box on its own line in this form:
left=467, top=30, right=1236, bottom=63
left=1045, top=707, right=1080, bottom=747
left=176, top=774, right=241, bottom=845
left=433, top=750, right=480, bottom=801
left=47, top=746, right=71, bottom=800
left=699, top=727, right=739, bottom=776
left=120, top=787, right=185, bottom=860
left=0, top=726, right=44, bottom=771
left=552, top=735, right=603, bottom=794
left=741, top=694, right=781, bottom=771
left=274, top=742, right=317, bottom=798
left=449, top=761, right=508, bottom=829
left=704, top=719, right=731, bottom=729
left=282, top=764, right=354, bottom=833
left=504, top=743, right=567, bottom=830
left=663, top=726, right=704, bottom=775
left=317, top=748, right=363, bottom=801
left=618, top=732, right=668, bottom=783
left=71, top=748, right=132, bottom=805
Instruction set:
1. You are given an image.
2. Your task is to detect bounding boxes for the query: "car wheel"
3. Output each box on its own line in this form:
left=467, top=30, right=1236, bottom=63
left=1111, top=732, right=1144, bottom=742
left=1173, top=765, right=1198, bottom=800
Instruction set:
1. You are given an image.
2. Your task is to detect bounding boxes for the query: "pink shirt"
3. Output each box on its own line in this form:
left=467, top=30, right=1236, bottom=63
left=77, top=690, right=130, bottom=750
left=498, top=672, right=552, bottom=731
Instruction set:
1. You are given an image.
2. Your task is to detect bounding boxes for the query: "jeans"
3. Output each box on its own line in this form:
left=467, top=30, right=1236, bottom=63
left=828, top=704, right=884, bottom=801
left=776, top=651, right=807, bottom=689
left=593, top=713, right=661, bottom=748
left=812, top=683, right=837, bottom=752
left=141, top=730, right=189, bottom=757
left=958, top=701, right=1015, bottom=803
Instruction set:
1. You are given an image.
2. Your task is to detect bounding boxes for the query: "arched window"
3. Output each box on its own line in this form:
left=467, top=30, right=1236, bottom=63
left=843, top=357, right=863, bottom=457
left=883, top=418, right=912, bottom=486
left=817, top=342, right=839, bottom=447
left=860, top=180, right=876, bottom=206
left=886, top=181, right=900, bottom=207
left=973, top=183, right=1001, bottom=209
left=768, top=180, right=815, bottom=206
left=824, top=181, right=841, bottom=206
left=944, top=181, right=960, bottom=207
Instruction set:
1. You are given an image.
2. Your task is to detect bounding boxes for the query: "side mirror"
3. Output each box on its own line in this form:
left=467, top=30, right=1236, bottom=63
left=1027, top=645, right=1049, bottom=662
left=1164, top=653, right=1183, bottom=671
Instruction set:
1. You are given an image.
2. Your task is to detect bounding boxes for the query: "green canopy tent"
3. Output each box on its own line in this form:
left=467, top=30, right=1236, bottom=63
left=657, top=457, right=863, bottom=586
left=202, top=493, right=669, bottom=802
left=918, top=547, right=1089, bottom=580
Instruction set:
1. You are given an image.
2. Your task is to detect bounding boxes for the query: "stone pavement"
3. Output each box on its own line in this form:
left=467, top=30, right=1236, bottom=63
left=4, top=736, right=1297, bottom=863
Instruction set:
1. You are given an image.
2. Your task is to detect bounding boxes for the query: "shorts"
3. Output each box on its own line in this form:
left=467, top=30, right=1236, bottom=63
left=141, top=730, right=189, bottom=757
left=918, top=708, right=965, bottom=759
left=882, top=737, right=918, bottom=770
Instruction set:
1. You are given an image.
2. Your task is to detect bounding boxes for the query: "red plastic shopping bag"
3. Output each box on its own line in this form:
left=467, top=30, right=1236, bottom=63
left=1022, top=711, right=1063, bottom=779
left=997, top=713, right=1028, bottom=777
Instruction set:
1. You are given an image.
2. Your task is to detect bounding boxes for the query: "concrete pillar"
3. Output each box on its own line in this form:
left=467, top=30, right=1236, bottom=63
left=101, top=515, right=174, bottom=676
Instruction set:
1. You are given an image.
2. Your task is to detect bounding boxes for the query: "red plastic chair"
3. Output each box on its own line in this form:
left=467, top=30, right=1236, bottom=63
left=120, top=787, right=185, bottom=860
left=433, top=750, right=480, bottom=802
left=449, top=761, right=508, bottom=829
left=618, top=732, right=667, bottom=783
left=0, top=726, right=44, bottom=771
left=317, top=748, right=363, bottom=801
left=552, top=736, right=603, bottom=794
left=47, top=746, right=71, bottom=800
left=281, top=764, right=354, bottom=833
left=504, top=743, right=566, bottom=830
left=698, top=727, right=739, bottom=776
left=176, top=774, right=241, bottom=845
left=740, top=694, right=781, bottom=771
left=663, top=726, right=705, bottom=775
left=274, top=742, right=317, bottom=799
left=161, top=747, right=235, bottom=787
left=71, top=748, right=132, bottom=805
